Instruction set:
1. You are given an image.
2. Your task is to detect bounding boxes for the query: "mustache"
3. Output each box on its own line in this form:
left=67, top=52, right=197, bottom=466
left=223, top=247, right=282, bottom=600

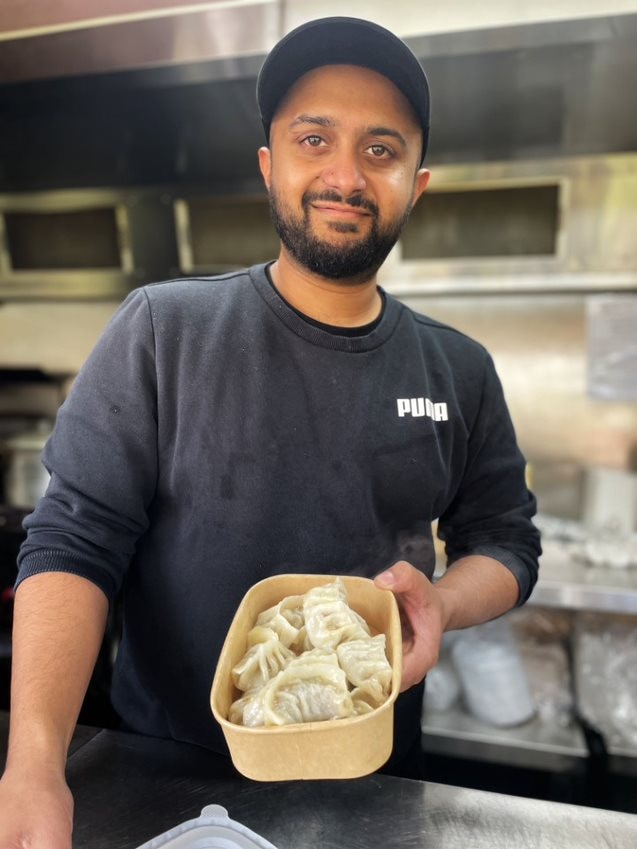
left=302, top=190, right=379, bottom=218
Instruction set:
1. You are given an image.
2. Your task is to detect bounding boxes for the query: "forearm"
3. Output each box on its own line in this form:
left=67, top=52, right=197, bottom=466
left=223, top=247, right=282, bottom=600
left=6, top=572, right=109, bottom=775
left=434, top=554, right=520, bottom=633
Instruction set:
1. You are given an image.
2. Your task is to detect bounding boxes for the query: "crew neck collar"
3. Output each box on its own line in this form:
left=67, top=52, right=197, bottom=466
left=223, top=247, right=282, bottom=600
left=249, top=262, right=403, bottom=353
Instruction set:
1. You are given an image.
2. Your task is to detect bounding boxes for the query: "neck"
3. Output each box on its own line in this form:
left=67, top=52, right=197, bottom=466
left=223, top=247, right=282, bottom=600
left=269, top=250, right=383, bottom=328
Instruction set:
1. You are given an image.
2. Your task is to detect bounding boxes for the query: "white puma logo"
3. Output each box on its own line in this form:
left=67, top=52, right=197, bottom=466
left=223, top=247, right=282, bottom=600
left=397, top=397, right=448, bottom=421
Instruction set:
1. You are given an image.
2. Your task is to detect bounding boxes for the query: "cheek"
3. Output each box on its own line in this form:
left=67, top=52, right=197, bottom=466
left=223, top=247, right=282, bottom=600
left=271, top=163, right=314, bottom=203
left=377, top=173, right=417, bottom=215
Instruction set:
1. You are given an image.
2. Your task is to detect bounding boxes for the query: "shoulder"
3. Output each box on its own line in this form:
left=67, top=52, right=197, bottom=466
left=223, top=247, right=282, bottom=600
left=131, top=265, right=269, bottom=337
left=142, top=266, right=256, bottom=309
left=393, top=297, right=491, bottom=363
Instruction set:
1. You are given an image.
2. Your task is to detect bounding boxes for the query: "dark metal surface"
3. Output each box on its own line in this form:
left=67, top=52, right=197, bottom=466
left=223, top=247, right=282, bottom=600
left=2, top=715, right=637, bottom=846
left=58, top=727, right=637, bottom=849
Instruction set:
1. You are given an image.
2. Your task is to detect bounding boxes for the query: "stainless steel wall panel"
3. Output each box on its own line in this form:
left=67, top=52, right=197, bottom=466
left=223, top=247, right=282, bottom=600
left=0, top=1, right=280, bottom=84
left=396, top=293, right=637, bottom=474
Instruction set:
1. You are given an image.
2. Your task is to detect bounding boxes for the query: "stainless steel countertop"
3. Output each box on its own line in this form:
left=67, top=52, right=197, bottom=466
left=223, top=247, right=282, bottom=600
left=529, top=541, right=637, bottom=614
left=4, top=715, right=635, bottom=849
left=421, top=704, right=588, bottom=772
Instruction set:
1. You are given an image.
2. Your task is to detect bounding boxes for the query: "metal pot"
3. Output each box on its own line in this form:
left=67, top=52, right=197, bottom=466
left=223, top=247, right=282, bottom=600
left=0, top=419, right=52, bottom=509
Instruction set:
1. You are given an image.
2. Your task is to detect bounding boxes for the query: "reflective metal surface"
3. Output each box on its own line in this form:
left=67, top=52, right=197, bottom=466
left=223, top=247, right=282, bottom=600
left=3, top=716, right=637, bottom=847
left=382, top=154, right=637, bottom=288
left=397, top=291, right=637, bottom=473
left=422, top=706, right=587, bottom=772
left=0, top=3, right=636, bottom=171
left=530, top=542, right=637, bottom=615
left=0, top=2, right=280, bottom=85
left=0, top=187, right=183, bottom=301
left=58, top=727, right=637, bottom=849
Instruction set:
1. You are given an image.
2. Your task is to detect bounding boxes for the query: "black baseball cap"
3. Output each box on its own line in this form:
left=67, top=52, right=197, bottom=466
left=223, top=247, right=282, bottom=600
left=257, top=16, right=431, bottom=163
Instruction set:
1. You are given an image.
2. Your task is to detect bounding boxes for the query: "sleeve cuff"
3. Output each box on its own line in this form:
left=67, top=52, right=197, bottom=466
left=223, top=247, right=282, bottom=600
left=448, top=544, right=535, bottom=606
left=15, top=549, right=117, bottom=603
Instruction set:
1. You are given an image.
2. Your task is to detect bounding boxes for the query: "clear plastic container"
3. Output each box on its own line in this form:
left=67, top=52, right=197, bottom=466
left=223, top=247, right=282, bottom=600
left=450, top=620, right=536, bottom=727
left=134, top=805, right=279, bottom=849
left=423, top=655, right=462, bottom=713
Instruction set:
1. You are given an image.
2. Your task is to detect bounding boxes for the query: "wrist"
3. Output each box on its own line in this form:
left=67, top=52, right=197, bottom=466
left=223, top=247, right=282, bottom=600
left=432, top=583, right=459, bottom=632
left=2, top=758, right=68, bottom=793
left=6, top=724, right=69, bottom=776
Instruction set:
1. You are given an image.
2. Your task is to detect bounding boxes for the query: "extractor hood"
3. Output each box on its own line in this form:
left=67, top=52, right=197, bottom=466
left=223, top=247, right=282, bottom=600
left=1, top=4, right=637, bottom=192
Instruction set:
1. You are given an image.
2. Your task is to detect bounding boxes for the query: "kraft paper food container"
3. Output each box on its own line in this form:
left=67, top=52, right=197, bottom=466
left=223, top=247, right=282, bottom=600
left=210, top=574, right=402, bottom=781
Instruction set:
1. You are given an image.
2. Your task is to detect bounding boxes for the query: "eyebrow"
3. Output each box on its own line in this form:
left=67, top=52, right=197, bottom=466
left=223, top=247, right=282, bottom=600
left=365, top=126, right=408, bottom=149
left=288, top=114, right=336, bottom=129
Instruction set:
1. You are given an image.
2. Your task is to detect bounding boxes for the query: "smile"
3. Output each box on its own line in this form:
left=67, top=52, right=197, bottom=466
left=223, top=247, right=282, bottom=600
left=310, top=204, right=372, bottom=220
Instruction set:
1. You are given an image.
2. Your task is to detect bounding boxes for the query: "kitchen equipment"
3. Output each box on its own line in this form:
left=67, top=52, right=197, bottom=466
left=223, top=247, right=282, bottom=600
left=0, top=419, right=52, bottom=509
left=211, top=574, right=401, bottom=781
left=134, top=805, right=279, bottom=849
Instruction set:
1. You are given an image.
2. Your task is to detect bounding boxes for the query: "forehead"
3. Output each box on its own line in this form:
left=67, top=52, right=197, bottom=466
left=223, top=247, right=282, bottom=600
left=274, top=64, right=421, bottom=135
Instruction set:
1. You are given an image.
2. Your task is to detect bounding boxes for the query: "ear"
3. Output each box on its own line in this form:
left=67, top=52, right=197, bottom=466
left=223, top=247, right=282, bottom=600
left=411, top=168, right=430, bottom=207
left=258, top=146, right=272, bottom=190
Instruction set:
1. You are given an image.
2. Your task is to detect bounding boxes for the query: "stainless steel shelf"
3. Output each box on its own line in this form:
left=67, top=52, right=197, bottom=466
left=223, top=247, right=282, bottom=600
left=528, top=541, right=637, bottom=614
left=422, top=704, right=588, bottom=772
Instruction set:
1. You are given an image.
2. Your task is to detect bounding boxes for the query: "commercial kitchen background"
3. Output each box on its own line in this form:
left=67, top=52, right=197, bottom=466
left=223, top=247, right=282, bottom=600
left=0, top=0, right=636, bottom=814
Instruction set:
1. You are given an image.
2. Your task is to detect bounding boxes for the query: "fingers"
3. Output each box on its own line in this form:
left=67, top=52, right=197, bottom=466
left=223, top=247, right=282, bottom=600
left=401, top=652, right=427, bottom=692
left=375, top=561, right=443, bottom=691
left=374, top=560, right=422, bottom=594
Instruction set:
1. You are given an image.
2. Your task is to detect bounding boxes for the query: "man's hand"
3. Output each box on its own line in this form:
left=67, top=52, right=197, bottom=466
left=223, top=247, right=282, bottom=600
left=374, top=555, right=521, bottom=691
left=374, top=560, right=448, bottom=691
left=0, top=763, right=73, bottom=849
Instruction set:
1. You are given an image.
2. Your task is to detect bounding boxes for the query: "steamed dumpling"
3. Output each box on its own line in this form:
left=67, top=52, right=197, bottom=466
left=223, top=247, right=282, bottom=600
left=227, top=578, right=393, bottom=727
left=246, top=649, right=354, bottom=726
left=336, top=635, right=393, bottom=706
left=351, top=690, right=377, bottom=715
left=231, top=634, right=294, bottom=692
left=302, top=580, right=347, bottom=607
left=303, top=581, right=370, bottom=649
left=228, top=691, right=264, bottom=726
left=256, top=595, right=305, bottom=647
left=289, top=624, right=314, bottom=654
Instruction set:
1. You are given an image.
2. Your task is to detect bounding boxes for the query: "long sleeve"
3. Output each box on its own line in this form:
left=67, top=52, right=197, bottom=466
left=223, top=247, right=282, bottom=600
left=437, top=353, right=541, bottom=604
left=17, top=288, right=158, bottom=602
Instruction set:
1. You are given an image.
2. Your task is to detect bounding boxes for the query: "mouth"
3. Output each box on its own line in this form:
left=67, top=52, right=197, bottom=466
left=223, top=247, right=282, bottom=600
left=310, top=203, right=372, bottom=221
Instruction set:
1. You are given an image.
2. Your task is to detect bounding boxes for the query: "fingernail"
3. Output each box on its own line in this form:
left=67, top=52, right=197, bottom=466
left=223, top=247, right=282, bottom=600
left=376, top=570, right=395, bottom=586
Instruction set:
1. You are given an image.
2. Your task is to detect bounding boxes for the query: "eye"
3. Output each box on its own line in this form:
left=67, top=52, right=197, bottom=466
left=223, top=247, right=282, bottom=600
left=367, top=144, right=392, bottom=158
left=302, top=135, right=325, bottom=148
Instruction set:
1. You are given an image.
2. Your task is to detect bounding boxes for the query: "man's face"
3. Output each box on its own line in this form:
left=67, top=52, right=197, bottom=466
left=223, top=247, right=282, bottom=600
left=259, top=64, right=430, bottom=284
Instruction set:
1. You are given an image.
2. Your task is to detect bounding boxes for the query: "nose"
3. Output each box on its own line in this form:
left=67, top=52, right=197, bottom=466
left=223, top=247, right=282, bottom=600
left=320, top=147, right=367, bottom=197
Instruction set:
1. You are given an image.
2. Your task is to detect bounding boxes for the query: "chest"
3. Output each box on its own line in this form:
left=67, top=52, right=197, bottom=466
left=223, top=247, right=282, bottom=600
left=157, top=329, right=469, bottom=524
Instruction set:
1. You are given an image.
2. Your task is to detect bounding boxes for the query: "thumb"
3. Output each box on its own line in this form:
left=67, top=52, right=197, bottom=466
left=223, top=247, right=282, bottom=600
left=374, top=561, right=416, bottom=593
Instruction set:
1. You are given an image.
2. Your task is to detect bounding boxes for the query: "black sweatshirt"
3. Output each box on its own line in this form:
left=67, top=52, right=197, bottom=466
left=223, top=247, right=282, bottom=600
left=17, top=263, right=540, bottom=758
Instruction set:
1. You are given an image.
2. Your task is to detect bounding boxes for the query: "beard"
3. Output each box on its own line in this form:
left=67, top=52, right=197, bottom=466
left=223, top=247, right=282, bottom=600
left=268, top=185, right=412, bottom=285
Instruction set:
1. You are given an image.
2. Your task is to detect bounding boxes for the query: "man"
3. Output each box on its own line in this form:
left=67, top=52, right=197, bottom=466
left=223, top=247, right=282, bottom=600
left=0, top=16, right=540, bottom=848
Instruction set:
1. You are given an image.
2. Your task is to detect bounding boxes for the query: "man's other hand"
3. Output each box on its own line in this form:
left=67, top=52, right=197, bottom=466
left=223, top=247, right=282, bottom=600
left=374, top=560, right=447, bottom=692
left=0, top=763, right=73, bottom=849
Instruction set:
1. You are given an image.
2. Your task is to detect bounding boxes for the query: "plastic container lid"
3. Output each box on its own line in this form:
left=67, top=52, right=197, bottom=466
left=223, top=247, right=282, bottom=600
left=134, top=805, right=280, bottom=849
